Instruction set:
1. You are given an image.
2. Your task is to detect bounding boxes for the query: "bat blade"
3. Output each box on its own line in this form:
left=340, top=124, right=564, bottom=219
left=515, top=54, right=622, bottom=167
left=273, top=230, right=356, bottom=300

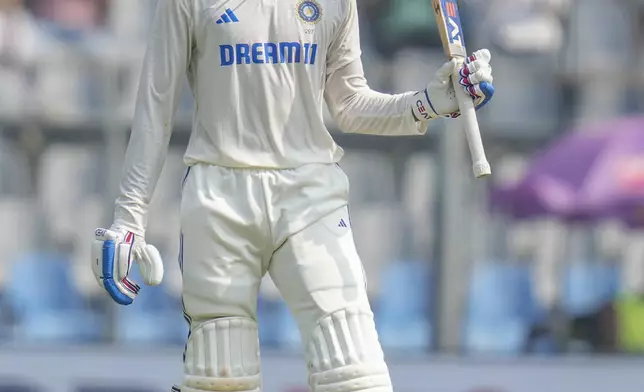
left=432, top=0, right=491, bottom=178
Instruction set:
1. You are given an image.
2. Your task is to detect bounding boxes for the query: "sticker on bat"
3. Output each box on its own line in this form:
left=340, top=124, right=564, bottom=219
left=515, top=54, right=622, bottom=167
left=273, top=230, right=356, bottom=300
left=441, top=0, right=465, bottom=48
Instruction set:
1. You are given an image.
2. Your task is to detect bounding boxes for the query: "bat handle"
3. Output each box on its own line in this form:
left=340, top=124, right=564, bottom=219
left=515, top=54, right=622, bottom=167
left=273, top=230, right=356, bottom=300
left=451, top=63, right=491, bottom=178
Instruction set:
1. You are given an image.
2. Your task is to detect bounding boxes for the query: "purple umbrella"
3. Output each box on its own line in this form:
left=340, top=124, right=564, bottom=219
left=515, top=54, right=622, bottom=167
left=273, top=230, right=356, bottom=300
left=492, top=117, right=644, bottom=226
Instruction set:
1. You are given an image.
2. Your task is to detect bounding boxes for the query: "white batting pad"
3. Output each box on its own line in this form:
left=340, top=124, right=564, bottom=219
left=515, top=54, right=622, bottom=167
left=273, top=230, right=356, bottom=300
left=306, top=308, right=393, bottom=392
left=182, top=317, right=260, bottom=392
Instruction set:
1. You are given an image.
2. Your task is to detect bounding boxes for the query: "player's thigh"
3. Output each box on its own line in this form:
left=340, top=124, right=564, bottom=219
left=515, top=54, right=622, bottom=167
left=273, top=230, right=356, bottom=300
left=269, top=206, right=392, bottom=391
left=268, top=206, right=371, bottom=339
left=180, top=165, right=267, bottom=324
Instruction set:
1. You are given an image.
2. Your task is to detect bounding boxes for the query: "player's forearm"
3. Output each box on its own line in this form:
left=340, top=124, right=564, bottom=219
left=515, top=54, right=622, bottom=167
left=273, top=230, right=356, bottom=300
left=113, top=0, right=191, bottom=235
left=325, top=59, right=428, bottom=136
left=113, top=118, right=173, bottom=236
left=332, top=88, right=425, bottom=136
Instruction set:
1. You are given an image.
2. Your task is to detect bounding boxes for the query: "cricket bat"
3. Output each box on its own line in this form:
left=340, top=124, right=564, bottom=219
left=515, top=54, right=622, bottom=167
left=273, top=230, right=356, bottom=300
left=432, top=0, right=491, bottom=178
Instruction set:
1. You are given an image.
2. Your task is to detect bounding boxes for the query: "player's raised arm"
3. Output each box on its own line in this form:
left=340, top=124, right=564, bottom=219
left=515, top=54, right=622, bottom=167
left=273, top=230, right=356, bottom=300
left=323, top=0, right=495, bottom=136
left=91, top=0, right=193, bottom=305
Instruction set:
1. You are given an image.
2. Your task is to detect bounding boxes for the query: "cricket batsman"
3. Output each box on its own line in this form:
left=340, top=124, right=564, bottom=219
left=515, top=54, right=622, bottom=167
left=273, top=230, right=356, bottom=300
left=91, top=0, right=494, bottom=391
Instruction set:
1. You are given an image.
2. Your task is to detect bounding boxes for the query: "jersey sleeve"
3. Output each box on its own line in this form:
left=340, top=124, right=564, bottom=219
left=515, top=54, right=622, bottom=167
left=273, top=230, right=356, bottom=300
left=113, top=0, right=192, bottom=236
left=323, top=0, right=427, bottom=136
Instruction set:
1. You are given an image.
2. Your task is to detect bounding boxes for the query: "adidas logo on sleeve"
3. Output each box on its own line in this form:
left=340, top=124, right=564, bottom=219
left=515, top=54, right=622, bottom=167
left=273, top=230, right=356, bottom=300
left=216, top=8, right=239, bottom=24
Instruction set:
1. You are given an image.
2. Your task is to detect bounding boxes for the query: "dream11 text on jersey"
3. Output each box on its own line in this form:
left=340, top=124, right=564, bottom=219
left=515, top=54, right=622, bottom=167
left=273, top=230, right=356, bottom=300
left=220, top=42, right=319, bottom=66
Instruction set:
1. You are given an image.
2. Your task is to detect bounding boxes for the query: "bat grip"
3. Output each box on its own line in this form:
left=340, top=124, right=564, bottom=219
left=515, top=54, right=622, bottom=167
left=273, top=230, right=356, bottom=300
left=451, top=66, right=491, bottom=178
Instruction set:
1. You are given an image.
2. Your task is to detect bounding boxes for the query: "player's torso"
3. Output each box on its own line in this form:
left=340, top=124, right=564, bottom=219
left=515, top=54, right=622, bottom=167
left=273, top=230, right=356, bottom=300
left=184, top=0, right=346, bottom=168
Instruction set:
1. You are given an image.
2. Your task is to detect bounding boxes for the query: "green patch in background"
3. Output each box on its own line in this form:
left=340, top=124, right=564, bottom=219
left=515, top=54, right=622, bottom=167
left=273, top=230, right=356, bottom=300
left=616, top=295, right=644, bottom=353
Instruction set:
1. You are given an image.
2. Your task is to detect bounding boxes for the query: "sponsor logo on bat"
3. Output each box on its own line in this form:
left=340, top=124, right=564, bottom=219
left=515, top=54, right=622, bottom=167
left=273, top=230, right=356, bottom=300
left=448, top=18, right=462, bottom=46
left=441, top=0, right=464, bottom=47
left=446, top=0, right=457, bottom=17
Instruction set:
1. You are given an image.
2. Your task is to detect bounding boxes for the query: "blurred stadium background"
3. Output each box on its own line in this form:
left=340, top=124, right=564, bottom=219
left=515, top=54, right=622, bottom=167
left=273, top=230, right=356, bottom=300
left=1, top=0, right=644, bottom=391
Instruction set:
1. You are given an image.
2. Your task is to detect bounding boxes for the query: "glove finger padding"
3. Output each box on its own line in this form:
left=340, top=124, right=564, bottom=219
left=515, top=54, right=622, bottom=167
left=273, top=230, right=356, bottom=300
left=460, top=61, right=493, bottom=85
left=459, top=50, right=495, bottom=109
left=133, top=244, right=164, bottom=286
left=467, top=48, right=491, bottom=64
left=116, top=231, right=135, bottom=281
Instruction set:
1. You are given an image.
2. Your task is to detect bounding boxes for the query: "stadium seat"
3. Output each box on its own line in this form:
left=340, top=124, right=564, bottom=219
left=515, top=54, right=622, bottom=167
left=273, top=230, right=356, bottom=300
left=467, top=262, right=535, bottom=321
left=274, top=300, right=301, bottom=351
left=463, top=262, right=534, bottom=354
left=5, top=252, right=103, bottom=343
left=562, top=263, right=619, bottom=317
left=115, top=268, right=188, bottom=346
left=529, top=334, right=559, bottom=355
left=464, top=317, right=529, bottom=355
left=257, top=295, right=280, bottom=348
left=258, top=295, right=302, bottom=351
left=376, top=261, right=433, bottom=352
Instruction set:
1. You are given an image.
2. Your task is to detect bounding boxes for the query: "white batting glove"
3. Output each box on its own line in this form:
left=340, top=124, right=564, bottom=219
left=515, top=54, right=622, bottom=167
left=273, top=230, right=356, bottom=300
left=412, top=49, right=495, bottom=121
left=91, top=226, right=164, bottom=305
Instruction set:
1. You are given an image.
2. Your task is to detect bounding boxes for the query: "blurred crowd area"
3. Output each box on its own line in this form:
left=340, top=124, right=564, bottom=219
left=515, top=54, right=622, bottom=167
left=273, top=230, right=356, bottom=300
left=1, top=0, right=644, bottom=358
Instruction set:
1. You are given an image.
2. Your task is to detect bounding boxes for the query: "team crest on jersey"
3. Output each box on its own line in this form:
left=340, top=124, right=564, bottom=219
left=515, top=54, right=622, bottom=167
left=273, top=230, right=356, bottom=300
left=296, top=0, right=322, bottom=24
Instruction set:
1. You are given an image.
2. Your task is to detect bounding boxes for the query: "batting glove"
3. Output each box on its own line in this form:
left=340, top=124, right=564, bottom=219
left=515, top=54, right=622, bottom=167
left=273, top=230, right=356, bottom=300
left=412, top=49, right=495, bottom=121
left=92, top=226, right=164, bottom=305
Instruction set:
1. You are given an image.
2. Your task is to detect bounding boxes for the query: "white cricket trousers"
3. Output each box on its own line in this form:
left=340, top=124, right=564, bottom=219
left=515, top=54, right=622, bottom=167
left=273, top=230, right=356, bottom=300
left=179, top=163, right=392, bottom=392
left=180, top=162, right=373, bottom=341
